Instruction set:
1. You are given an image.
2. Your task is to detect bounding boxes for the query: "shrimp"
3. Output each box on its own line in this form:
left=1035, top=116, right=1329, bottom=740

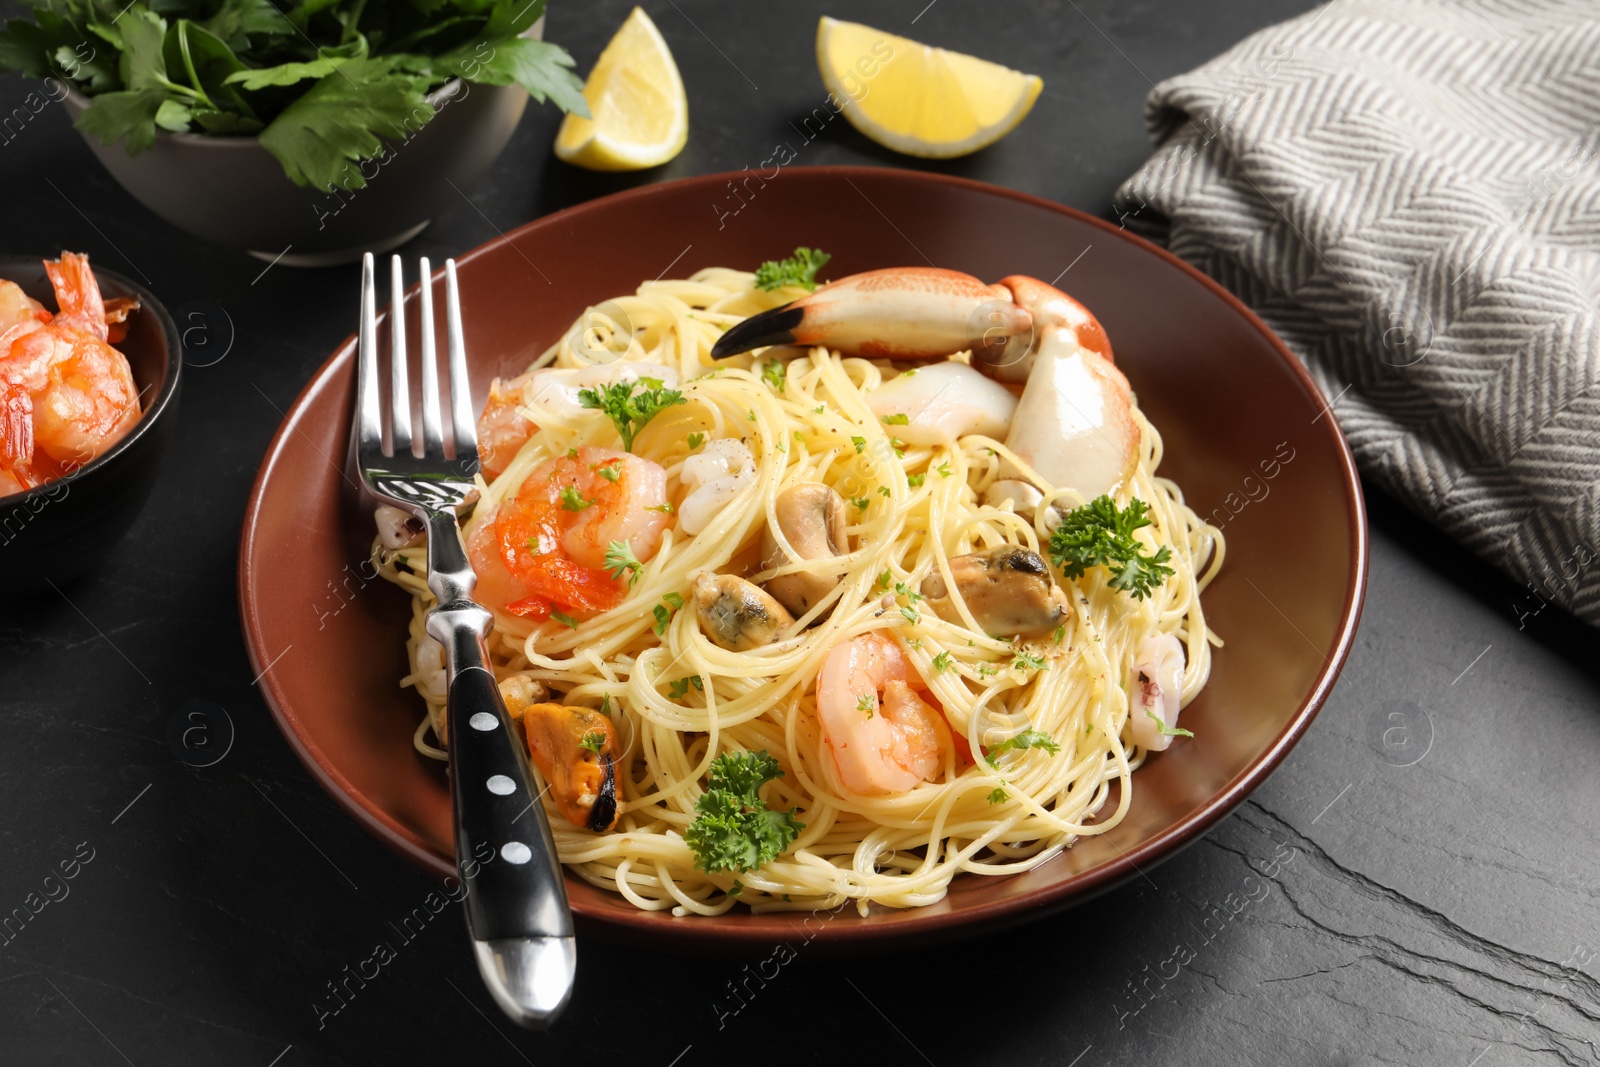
left=816, top=631, right=952, bottom=795
left=0, top=254, right=140, bottom=491
left=467, top=445, right=670, bottom=618
left=476, top=364, right=680, bottom=481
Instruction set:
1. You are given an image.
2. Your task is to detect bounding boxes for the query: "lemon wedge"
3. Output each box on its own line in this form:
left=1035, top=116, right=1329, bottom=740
left=816, top=16, right=1042, bottom=159
left=554, top=7, right=688, bottom=171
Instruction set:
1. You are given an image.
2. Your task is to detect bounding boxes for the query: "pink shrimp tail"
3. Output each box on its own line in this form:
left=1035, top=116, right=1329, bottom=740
left=43, top=252, right=108, bottom=341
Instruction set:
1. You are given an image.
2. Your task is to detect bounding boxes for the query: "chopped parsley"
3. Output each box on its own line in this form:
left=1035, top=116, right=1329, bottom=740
left=579, top=731, right=606, bottom=754
left=604, top=540, right=642, bottom=585
left=1052, top=625, right=1066, bottom=645
left=667, top=674, right=705, bottom=699
left=851, top=436, right=867, bottom=454
left=646, top=502, right=675, bottom=514
left=578, top=377, right=687, bottom=452
left=550, top=610, right=580, bottom=630
left=855, top=693, right=874, bottom=717
left=653, top=592, right=685, bottom=635
left=893, top=581, right=921, bottom=602
left=687, top=432, right=705, bottom=450
left=761, top=360, right=786, bottom=393
left=754, top=247, right=831, bottom=292
left=882, top=413, right=909, bottom=426
left=932, top=651, right=953, bottom=673
left=595, top=465, right=620, bottom=482
left=1011, top=651, right=1047, bottom=672
left=559, top=486, right=593, bottom=511
left=877, top=486, right=891, bottom=498
left=876, top=570, right=893, bottom=590
left=986, top=729, right=1061, bottom=761
left=900, top=605, right=919, bottom=625
left=1048, top=495, right=1175, bottom=600
left=851, top=497, right=869, bottom=512
left=937, top=461, right=953, bottom=479
left=813, top=404, right=826, bottom=414
left=907, top=473, right=926, bottom=488
left=986, top=786, right=1008, bottom=804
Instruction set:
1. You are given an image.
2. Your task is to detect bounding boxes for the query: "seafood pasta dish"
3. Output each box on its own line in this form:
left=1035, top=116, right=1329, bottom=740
left=375, top=251, right=1224, bottom=916
left=0, top=253, right=142, bottom=496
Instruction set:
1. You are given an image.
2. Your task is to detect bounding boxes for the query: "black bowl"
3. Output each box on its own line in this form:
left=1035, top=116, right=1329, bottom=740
left=0, top=255, right=181, bottom=590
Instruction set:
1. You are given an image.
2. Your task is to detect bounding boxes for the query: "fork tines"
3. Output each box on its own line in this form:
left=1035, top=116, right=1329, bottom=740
left=358, top=253, right=480, bottom=467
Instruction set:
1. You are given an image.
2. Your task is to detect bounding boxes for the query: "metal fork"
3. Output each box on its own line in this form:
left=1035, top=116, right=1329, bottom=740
left=355, top=253, right=575, bottom=1028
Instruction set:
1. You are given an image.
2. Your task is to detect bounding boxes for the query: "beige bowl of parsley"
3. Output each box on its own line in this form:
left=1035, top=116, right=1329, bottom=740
left=0, top=0, right=587, bottom=264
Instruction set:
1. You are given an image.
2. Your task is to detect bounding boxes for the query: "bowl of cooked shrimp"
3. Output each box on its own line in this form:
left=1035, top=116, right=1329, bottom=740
left=0, top=252, right=181, bottom=589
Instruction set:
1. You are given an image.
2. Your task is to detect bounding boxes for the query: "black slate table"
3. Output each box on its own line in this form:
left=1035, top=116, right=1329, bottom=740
left=3, top=1, right=1597, bottom=1064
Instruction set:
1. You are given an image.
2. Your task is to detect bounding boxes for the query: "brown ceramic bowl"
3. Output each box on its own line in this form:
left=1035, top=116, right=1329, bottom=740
left=239, top=166, right=1366, bottom=951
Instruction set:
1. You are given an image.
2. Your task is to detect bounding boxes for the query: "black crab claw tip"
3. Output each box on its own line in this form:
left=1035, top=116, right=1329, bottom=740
left=710, top=305, right=805, bottom=359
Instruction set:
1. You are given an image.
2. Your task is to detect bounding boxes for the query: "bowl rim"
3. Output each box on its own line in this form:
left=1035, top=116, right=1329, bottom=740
left=0, top=253, right=182, bottom=508
left=238, top=165, right=1369, bottom=946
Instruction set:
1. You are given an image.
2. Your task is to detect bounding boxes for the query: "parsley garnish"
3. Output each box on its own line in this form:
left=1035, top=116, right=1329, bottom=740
left=754, top=247, right=831, bottom=292
left=1011, top=651, right=1046, bottom=672
left=932, top=651, right=953, bottom=673
left=1048, top=495, right=1175, bottom=600
left=851, top=436, right=866, bottom=454
left=684, top=750, right=804, bottom=873
left=646, top=502, right=675, bottom=513
left=550, top=610, right=580, bottom=630
left=986, top=729, right=1061, bottom=761
left=855, top=693, right=874, bottom=717
left=653, top=591, right=685, bottom=635
left=937, top=461, right=952, bottom=479
left=687, top=432, right=705, bottom=450
left=813, top=404, right=826, bottom=414
left=761, top=360, right=786, bottom=393
left=877, top=486, right=891, bottom=498
left=851, top=496, right=869, bottom=511
left=986, top=786, right=1008, bottom=804
left=882, top=413, right=909, bottom=426
left=907, top=473, right=925, bottom=488
left=1052, top=625, right=1066, bottom=645
left=667, top=674, right=704, bottom=699
left=559, top=485, right=592, bottom=511
left=596, top=465, right=620, bottom=482
left=900, top=605, right=919, bottom=625
left=876, top=570, right=893, bottom=590
left=604, top=540, right=642, bottom=585
left=893, top=581, right=921, bottom=602
left=579, top=731, right=605, bottom=754
left=578, top=377, right=687, bottom=452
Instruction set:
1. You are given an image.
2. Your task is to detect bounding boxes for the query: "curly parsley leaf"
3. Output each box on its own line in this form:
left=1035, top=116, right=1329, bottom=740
left=579, top=376, right=687, bottom=452
left=684, top=750, right=803, bottom=874
left=603, top=540, right=641, bottom=585
left=754, top=246, right=830, bottom=291
left=1047, top=495, right=1174, bottom=600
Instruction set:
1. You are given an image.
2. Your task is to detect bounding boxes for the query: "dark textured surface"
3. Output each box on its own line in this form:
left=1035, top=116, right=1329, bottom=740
left=0, top=1, right=1596, bottom=1065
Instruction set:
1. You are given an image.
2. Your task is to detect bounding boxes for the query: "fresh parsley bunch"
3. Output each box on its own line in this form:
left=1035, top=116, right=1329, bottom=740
left=0, top=0, right=587, bottom=190
left=1048, top=494, right=1175, bottom=600
left=684, top=750, right=803, bottom=875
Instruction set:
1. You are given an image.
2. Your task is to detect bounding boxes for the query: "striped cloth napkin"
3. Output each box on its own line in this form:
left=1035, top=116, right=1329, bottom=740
left=1113, top=0, right=1600, bottom=627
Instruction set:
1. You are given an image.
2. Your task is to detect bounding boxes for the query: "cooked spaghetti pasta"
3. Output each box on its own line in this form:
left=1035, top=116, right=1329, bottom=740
left=376, top=266, right=1223, bottom=916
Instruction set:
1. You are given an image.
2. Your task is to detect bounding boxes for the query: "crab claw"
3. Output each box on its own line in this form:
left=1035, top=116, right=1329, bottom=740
left=712, top=268, right=1026, bottom=363
left=714, top=267, right=1138, bottom=499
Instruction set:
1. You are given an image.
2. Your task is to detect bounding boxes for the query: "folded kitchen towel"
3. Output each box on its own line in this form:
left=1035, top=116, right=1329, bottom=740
left=1114, top=0, right=1600, bottom=627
